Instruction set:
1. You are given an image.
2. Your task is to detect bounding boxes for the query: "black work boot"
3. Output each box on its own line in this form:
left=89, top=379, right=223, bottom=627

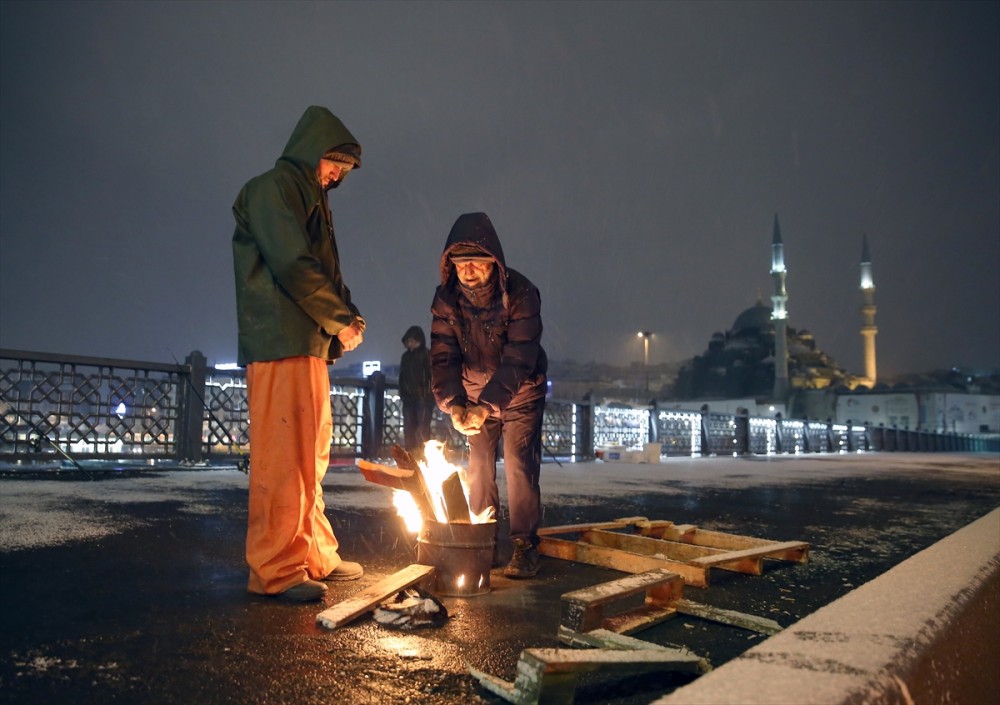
left=503, top=538, right=540, bottom=579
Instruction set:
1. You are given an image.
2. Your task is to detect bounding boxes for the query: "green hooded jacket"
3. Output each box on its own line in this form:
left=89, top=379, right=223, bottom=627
left=232, top=106, right=363, bottom=366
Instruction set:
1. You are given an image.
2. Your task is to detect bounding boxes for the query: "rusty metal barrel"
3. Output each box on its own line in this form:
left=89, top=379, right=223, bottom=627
left=417, top=520, right=496, bottom=596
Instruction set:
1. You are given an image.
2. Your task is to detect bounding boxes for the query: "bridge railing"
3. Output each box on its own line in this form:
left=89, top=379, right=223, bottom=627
left=2, top=349, right=995, bottom=469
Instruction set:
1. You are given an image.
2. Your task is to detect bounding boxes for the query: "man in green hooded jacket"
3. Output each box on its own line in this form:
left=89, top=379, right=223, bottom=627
left=232, top=106, right=366, bottom=602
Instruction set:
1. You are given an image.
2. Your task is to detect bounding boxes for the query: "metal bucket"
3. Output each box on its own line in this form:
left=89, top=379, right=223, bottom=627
left=417, top=520, right=496, bottom=596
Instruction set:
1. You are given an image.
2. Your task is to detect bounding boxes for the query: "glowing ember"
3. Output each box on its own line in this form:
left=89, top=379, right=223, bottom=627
left=393, top=440, right=494, bottom=532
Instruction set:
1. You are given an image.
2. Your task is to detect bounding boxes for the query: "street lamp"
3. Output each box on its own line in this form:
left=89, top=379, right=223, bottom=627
left=637, top=331, right=652, bottom=396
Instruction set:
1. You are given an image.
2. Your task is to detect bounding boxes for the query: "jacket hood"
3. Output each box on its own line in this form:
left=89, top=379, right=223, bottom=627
left=402, top=325, right=427, bottom=346
left=278, top=106, right=361, bottom=175
left=438, top=212, right=508, bottom=286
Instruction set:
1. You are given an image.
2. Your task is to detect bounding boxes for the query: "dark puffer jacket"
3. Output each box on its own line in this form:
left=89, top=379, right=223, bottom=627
left=399, top=325, right=433, bottom=402
left=232, top=106, right=363, bottom=365
left=430, top=212, right=547, bottom=415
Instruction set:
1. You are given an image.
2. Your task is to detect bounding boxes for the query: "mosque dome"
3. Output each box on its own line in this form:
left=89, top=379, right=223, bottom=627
left=730, top=302, right=773, bottom=337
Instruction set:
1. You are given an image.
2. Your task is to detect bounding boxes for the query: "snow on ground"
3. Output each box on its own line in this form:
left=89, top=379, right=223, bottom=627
left=653, top=506, right=1000, bottom=705
left=1, top=453, right=996, bottom=553
left=0, top=469, right=247, bottom=552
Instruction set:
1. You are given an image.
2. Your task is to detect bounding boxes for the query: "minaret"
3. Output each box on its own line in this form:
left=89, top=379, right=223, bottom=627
left=859, top=233, right=878, bottom=387
left=770, top=213, right=789, bottom=400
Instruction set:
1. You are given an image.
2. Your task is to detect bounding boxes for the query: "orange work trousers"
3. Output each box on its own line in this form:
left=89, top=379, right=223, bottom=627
left=245, top=356, right=341, bottom=594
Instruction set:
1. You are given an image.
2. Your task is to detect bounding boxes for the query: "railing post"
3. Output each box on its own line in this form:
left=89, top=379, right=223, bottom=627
left=177, top=350, right=207, bottom=463
left=699, top=404, right=711, bottom=456
left=846, top=419, right=855, bottom=452
left=774, top=412, right=784, bottom=454
left=735, top=407, right=750, bottom=456
left=579, top=400, right=594, bottom=459
left=362, top=371, right=386, bottom=459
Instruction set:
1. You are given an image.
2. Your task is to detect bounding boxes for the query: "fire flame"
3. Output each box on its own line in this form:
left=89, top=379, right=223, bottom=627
left=392, top=440, right=495, bottom=532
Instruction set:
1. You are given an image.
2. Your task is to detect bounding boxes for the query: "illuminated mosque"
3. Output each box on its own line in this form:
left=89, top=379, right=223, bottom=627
left=673, top=214, right=878, bottom=405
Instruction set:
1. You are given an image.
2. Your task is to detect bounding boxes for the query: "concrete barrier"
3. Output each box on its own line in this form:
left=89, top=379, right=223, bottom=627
left=653, top=507, right=1000, bottom=705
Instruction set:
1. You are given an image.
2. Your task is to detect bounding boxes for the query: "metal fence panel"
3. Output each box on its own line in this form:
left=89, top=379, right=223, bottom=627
left=655, top=410, right=701, bottom=456
left=0, top=352, right=181, bottom=460
left=3, top=350, right=995, bottom=466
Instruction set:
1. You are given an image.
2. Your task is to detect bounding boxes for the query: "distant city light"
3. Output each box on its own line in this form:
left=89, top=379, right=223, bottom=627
left=215, top=362, right=241, bottom=370
left=114, top=402, right=127, bottom=418
left=363, top=361, right=381, bottom=377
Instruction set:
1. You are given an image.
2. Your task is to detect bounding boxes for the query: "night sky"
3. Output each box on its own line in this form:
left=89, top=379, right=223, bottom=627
left=1, top=1, right=997, bottom=378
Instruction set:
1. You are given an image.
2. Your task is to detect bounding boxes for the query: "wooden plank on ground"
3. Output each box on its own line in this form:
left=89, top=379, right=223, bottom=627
left=640, top=524, right=780, bottom=550
left=557, top=627, right=712, bottom=674
left=316, top=564, right=435, bottom=630
left=538, top=536, right=709, bottom=587
left=537, top=517, right=645, bottom=536
left=637, top=525, right=809, bottom=564
left=601, top=604, right=678, bottom=635
left=673, top=598, right=783, bottom=635
left=688, top=540, right=809, bottom=567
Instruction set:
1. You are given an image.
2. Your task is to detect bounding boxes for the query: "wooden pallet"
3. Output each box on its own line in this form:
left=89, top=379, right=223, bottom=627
left=560, top=567, right=684, bottom=635
left=537, top=516, right=809, bottom=588
left=559, top=567, right=781, bottom=640
left=469, top=643, right=707, bottom=705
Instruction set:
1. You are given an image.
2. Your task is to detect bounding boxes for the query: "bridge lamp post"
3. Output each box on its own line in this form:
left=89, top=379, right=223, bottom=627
left=637, top=331, right=652, bottom=396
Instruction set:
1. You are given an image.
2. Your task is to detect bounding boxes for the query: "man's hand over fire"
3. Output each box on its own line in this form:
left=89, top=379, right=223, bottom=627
left=450, top=404, right=486, bottom=435
left=463, top=404, right=489, bottom=432
left=337, top=322, right=364, bottom=352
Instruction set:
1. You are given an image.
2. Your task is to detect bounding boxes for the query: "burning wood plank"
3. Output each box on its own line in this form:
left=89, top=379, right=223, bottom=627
left=390, top=444, right=421, bottom=472
left=359, top=444, right=477, bottom=525
left=440, top=471, right=471, bottom=523
left=356, top=455, right=437, bottom=522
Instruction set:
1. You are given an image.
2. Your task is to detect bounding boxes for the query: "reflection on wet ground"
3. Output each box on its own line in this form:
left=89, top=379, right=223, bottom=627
left=1, top=454, right=998, bottom=704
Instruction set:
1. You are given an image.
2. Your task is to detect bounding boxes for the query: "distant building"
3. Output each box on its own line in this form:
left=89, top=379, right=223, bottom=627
left=670, top=216, right=998, bottom=432
left=674, top=215, right=876, bottom=406
left=837, top=389, right=1000, bottom=435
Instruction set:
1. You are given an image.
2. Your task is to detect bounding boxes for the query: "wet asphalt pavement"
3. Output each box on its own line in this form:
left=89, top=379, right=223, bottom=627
left=1, top=453, right=998, bottom=705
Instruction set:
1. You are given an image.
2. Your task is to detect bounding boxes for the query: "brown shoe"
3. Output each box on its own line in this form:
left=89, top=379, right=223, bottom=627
left=503, top=539, right=540, bottom=579
left=277, top=579, right=327, bottom=602
left=323, top=560, right=364, bottom=581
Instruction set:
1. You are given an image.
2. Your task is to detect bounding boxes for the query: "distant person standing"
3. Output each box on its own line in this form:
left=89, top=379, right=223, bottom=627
left=398, top=325, right=435, bottom=458
left=430, top=212, right=548, bottom=579
left=232, top=106, right=366, bottom=602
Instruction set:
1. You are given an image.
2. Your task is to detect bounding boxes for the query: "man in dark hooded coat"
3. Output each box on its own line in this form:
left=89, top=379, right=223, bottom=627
left=398, top=325, right=434, bottom=457
left=430, top=212, right=548, bottom=578
left=232, top=106, right=366, bottom=602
